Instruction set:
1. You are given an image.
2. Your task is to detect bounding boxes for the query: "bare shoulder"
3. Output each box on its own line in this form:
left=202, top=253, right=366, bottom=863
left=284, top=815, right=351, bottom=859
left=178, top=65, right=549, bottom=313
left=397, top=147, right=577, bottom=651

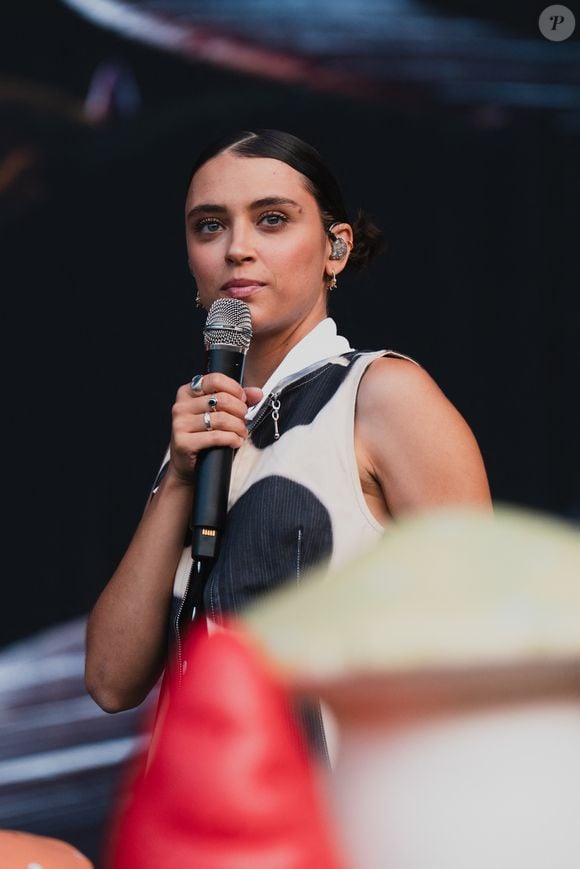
left=357, top=355, right=446, bottom=415
left=356, top=355, right=492, bottom=514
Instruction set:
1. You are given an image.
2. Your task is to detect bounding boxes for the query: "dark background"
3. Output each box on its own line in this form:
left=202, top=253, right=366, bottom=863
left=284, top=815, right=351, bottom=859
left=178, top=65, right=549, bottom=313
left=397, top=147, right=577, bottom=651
left=2, top=0, right=579, bottom=644
left=1, top=1, right=579, bottom=863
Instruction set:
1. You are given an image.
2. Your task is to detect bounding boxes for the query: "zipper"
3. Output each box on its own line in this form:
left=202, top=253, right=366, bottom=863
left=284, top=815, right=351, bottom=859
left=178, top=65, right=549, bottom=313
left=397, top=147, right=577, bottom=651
left=203, top=376, right=311, bottom=612
left=209, top=560, right=218, bottom=621
left=296, top=526, right=303, bottom=580
left=173, top=561, right=195, bottom=689
left=247, top=389, right=281, bottom=435
left=271, top=397, right=281, bottom=440
left=204, top=353, right=354, bottom=622
left=247, top=355, right=345, bottom=438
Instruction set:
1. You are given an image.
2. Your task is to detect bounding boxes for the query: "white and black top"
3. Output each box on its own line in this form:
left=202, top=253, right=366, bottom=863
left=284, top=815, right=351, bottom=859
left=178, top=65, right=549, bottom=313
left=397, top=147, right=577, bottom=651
left=152, top=320, right=414, bottom=623
left=152, top=319, right=416, bottom=756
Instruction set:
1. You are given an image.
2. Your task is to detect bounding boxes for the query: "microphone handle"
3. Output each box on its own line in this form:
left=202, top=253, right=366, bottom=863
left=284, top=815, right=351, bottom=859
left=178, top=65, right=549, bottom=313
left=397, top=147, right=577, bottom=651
left=190, top=345, right=247, bottom=560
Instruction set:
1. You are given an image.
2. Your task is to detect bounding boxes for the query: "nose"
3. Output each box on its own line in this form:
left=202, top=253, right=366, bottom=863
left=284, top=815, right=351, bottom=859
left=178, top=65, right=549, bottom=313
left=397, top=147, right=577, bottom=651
left=225, top=221, right=256, bottom=264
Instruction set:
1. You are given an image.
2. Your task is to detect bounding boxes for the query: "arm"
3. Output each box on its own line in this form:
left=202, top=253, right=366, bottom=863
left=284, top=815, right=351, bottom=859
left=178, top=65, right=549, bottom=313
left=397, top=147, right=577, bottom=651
left=85, top=377, right=263, bottom=713
left=355, top=358, right=492, bottom=517
left=85, top=466, right=193, bottom=712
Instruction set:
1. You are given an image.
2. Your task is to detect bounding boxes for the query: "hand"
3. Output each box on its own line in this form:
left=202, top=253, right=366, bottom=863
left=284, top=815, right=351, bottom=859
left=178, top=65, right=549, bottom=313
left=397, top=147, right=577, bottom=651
left=169, top=374, right=263, bottom=485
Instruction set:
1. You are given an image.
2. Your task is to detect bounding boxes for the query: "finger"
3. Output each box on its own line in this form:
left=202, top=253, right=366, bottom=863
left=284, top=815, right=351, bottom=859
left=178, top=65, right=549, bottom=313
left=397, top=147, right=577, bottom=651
left=172, top=408, right=248, bottom=440
left=197, top=411, right=249, bottom=438
left=175, top=391, right=251, bottom=422
left=244, top=386, right=263, bottom=406
left=172, top=427, right=242, bottom=457
left=176, top=384, right=263, bottom=412
left=182, top=373, right=248, bottom=401
left=200, top=391, right=252, bottom=419
left=173, top=428, right=246, bottom=457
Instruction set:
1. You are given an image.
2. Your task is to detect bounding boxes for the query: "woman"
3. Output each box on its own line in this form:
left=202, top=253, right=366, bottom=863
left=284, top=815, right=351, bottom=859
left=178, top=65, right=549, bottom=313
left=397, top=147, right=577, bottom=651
left=85, top=129, right=491, bottom=719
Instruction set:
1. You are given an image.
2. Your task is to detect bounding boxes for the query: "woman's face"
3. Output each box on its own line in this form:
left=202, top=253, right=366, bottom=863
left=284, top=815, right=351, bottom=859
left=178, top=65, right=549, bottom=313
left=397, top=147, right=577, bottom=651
left=185, top=151, right=341, bottom=339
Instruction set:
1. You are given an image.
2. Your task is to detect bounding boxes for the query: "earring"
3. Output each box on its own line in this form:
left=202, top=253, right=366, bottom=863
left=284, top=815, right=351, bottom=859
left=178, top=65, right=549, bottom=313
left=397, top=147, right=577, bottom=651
left=188, top=262, right=202, bottom=307
left=328, top=271, right=337, bottom=291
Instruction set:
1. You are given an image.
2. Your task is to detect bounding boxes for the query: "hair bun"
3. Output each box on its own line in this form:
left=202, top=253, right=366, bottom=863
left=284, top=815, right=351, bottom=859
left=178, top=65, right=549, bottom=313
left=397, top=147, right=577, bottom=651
left=348, top=209, right=386, bottom=271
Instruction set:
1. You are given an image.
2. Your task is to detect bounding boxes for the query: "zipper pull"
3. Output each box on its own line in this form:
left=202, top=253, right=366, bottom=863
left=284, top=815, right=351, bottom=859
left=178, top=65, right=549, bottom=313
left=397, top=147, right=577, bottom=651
left=271, top=394, right=281, bottom=440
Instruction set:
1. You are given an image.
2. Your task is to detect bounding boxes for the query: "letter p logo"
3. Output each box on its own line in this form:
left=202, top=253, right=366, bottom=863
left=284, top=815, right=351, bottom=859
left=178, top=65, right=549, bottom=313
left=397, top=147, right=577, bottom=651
left=539, top=5, right=576, bottom=40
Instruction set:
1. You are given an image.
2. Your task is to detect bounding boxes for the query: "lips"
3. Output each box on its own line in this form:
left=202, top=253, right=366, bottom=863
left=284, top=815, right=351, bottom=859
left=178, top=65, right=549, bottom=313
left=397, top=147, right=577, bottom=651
left=220, top=279, right=265, bottom=299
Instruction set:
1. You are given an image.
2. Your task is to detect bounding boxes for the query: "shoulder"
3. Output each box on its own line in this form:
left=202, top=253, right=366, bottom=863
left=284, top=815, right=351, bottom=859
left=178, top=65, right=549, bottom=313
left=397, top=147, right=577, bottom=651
left=356, top=355, right=491, bottom=513
left=357, top=354, right=445, bottom=417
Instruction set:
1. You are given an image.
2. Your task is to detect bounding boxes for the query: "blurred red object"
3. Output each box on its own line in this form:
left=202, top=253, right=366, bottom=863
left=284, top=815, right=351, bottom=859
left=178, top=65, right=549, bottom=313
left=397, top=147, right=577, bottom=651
left=107, top=623, right=344, bottom=869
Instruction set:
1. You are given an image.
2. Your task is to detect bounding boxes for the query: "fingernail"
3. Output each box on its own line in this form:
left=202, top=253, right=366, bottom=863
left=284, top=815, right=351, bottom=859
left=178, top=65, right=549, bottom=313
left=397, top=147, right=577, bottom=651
left=242, top=390, right=247, bottom=402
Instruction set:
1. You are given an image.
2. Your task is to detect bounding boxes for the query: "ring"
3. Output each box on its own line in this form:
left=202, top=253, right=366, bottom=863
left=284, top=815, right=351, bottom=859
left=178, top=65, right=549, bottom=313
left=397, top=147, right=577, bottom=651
left=190, top=374, right=204, bottom=395
left=208, top=395, right=218, bottom=412
left=203, top=411, right=212, bottom=431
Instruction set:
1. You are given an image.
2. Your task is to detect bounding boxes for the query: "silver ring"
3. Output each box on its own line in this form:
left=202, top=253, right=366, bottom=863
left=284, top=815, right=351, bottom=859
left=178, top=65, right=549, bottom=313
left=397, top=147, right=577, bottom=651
left=190, top=374, right=204, bottom=395
left=208, top=395, right=218, bottom=412
left=203, top=411, right=212, bottom=431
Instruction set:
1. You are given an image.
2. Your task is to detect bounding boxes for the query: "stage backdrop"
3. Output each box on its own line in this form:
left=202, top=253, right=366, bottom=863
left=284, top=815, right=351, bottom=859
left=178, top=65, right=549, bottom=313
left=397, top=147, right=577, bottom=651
left=1, top=1, right=579, bottom=862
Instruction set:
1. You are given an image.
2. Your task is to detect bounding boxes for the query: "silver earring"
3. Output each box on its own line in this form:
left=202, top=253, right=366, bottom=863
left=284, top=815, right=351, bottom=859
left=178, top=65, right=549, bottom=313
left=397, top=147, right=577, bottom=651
left=328, top=271, right=337, bottom=291
left=329, top=235, right=348, bottom=260
left=188, top=262, right=202, bottom=307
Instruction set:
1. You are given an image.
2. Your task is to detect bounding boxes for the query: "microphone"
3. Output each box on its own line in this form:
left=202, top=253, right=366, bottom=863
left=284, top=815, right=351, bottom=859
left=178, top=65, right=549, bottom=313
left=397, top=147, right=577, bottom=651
left=190, top=298, right=253, bottom=562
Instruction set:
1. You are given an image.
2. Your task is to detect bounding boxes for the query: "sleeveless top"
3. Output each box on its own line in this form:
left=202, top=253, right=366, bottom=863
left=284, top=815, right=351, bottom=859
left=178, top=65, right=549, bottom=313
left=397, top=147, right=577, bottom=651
left=151, top=343, right=416, bottom=759
left=205, top=349, right=387, bottom=615
left=154, top=347, right=416, bottom=668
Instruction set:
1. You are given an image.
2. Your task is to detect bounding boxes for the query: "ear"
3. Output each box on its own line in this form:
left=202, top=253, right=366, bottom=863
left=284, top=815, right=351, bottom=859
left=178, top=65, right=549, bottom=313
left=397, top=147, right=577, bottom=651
left=325, top=222, right=353, bottom=279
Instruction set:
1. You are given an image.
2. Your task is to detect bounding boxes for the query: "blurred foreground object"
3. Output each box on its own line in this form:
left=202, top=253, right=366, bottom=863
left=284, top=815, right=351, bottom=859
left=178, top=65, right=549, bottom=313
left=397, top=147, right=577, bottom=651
left=108, top=506, right=580, bottom=868
left=243, top=505, right=580, bottom=869
left=107, top=626, right=344, bottom=869
left=0, top=618, right=152, bottom=862
left=0, top=829, right=93, bottom=868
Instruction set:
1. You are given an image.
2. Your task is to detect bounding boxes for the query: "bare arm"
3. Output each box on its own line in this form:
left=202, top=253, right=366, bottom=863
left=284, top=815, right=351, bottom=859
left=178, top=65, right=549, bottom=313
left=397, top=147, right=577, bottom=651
left=85, top=466, right=193, bottom=712
left=356, top=358, right=492, bottom=517
left=85, top=377, right=262, bottom=712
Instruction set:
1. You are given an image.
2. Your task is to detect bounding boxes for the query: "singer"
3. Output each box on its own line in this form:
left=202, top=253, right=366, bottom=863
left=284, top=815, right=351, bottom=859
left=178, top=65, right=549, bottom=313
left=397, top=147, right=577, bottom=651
left=85, top=129, right=491, bottom=729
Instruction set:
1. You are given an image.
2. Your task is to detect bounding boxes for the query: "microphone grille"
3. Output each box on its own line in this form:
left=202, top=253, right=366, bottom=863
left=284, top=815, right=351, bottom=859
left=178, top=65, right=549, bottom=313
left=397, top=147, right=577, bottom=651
left=203, top=299, right=253, bottom=352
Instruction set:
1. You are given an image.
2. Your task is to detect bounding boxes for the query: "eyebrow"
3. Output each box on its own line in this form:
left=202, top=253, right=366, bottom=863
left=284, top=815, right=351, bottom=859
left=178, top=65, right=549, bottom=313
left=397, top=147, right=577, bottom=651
left=186, top=196, right=302, bottom=220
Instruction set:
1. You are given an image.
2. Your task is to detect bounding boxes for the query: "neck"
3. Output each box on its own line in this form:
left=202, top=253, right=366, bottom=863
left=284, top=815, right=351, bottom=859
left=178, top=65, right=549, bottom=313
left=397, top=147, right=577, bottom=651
left=242, top=311, right=327, bottom=389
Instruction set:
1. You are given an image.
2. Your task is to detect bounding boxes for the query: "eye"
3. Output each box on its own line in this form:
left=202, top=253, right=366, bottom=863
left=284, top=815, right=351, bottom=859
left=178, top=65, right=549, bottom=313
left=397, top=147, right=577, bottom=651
left=259, top=211, right=287, bottom=227
left=194, top=217, right=224, bottom=234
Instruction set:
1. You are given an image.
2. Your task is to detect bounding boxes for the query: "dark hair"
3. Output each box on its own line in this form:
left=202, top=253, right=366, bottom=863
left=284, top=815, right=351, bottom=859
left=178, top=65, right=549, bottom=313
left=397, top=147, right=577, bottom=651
left=186, top=129, right=384, bottom=270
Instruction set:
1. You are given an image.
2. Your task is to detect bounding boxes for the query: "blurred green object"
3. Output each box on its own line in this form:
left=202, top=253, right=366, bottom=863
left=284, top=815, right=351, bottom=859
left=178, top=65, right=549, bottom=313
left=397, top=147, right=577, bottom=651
left=242, top=505, right=580, bottom=702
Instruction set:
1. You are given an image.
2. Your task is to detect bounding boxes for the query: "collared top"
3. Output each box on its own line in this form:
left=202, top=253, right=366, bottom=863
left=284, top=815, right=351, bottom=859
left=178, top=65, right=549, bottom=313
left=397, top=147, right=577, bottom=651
left=161, top=327, right=416, bottom=759
left=245, top=317, right=352, bottom=421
